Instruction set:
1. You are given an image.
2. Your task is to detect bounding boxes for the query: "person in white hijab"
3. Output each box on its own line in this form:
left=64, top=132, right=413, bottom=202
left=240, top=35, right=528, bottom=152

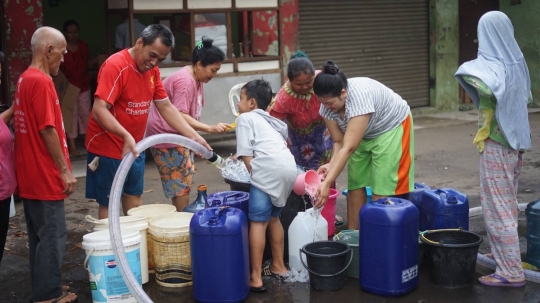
left=455, top=11, right=531, bottom=287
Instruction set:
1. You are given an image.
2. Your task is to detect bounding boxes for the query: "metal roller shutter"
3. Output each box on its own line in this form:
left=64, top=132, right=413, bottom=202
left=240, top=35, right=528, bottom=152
left=299, top=0, right=430, bottom=107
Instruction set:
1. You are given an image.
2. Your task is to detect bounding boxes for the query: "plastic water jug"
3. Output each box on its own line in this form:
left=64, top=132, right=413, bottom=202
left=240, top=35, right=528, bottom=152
left=190, top=207, right=249, bottom=303
left=206, top=191, right=249, bottom=216
left=526, top=200, right=540, bottom=268
left=420, top=188, right=469, bottom=231
left=360, top=198, right=419, bottom=297
left=183, top=185, right=208, bottom=213
left=288, top=208, right=328, bottom=271
left=398, top=182, right=431, bottom=210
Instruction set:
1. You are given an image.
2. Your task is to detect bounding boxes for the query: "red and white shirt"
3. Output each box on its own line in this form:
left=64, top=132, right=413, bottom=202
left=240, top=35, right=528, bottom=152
left=13, top=67, right=71, bottom=201
left=85, top=49, right=168, bottom=159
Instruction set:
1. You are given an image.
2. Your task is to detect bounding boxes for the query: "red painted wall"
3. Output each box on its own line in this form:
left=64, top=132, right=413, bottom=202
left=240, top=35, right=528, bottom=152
left=3, top=1, right=42, bottom=103
left=252, top=10, right=279, bottom=56
left=280, top=0, right=299, bottom=81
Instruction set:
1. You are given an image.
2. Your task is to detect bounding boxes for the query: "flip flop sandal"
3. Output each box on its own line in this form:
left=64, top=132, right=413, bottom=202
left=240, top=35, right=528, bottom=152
left=478, top=274, right=525, bottom=288
left=250, top=285, right=267, bottom=293
left=262, top=263, right=287, bottom=280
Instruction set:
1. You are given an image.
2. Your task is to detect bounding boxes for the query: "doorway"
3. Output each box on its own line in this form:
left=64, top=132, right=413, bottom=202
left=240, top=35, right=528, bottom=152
left=458, top=0, right=499, bottom=108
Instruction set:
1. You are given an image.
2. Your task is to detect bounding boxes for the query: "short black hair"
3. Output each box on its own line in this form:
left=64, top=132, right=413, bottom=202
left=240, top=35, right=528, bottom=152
left=63, top=19, right=79, bottom=32
left=242, top=79, right=273, bottom=110
left=192, top=36, right=225, bottom=66
left=287, top=51, right=314, bottom=81
left=140, top=24, right=175, bottom=49
left=313, top=60, right=348, bottom=97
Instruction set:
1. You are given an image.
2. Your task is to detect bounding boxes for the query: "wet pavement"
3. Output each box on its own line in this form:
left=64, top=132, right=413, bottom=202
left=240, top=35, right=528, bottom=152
left=2, top=110, right=540, bottom=302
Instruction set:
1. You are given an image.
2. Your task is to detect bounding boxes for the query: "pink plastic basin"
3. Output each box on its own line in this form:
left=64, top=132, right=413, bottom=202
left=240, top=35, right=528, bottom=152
left=293, top=170, right=321, bottom=196
left=321, top=188, right=339, bottom=237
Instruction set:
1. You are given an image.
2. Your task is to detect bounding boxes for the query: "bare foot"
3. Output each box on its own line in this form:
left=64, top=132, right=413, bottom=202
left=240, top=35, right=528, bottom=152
left=36, top=291, right=77, bottom=303
left=250, top=276, right=264, bottom=289
left=270, top=264, right=288, bottom=276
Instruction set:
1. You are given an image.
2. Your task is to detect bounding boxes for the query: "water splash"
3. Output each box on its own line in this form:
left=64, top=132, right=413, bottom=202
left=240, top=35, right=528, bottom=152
left=306, top=194, right=324, bottom=242
left=284, top=268, right=310, bottom=283
left=220, top=157, right=251, bottom=183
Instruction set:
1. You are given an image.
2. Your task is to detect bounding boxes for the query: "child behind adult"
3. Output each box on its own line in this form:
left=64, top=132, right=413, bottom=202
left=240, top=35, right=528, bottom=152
left=236, top=79, right=297, bottom=292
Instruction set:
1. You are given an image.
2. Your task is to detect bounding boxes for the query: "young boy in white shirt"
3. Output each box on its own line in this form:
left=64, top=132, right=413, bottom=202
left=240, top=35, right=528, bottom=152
left=236, top=79, right=297, bottom=292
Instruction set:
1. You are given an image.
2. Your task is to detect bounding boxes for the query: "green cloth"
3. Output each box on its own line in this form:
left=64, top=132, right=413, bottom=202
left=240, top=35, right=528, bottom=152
left=348, top=114, right=414, bottom=196
left=462, top=75, right=510, bottom=152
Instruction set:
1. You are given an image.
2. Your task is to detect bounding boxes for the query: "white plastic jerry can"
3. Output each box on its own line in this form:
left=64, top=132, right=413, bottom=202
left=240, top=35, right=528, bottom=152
left=288, top=208, right=328, bottom=271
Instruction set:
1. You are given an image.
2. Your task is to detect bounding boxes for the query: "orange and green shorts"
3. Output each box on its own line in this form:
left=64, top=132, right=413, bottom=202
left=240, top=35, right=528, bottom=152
left=151, top=146, right=195, bottom=198
left=347, top=113, right=414, bottom=196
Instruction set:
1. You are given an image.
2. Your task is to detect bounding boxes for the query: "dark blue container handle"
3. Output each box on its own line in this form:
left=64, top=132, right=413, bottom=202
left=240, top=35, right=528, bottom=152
left=435, top=189, right=459, bottom=204
left=224, top=193, right=245, bottom=202
left=435, top=189, right=449, bottom=203
left=212, top=206, right=230, bottom=218
left=207, top=198, right=221, bottom=207
left=299, top=247, right=353, bottom=277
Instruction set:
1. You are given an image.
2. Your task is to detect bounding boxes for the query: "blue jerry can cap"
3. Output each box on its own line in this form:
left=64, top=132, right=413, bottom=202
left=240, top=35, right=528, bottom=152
left=447, top=194, right=458, bottom=204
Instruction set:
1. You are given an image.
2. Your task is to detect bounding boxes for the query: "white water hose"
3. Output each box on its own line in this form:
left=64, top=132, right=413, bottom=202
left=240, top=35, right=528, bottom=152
left=108, top=134, right=213, bottom=302
left=470, top=203, right=540, bottom=283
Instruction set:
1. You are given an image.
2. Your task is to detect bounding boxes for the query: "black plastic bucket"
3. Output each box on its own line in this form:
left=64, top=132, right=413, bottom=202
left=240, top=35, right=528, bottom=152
left=300, top=241, right=352, bottom=291
left=421, top=229, right=483, bottom=288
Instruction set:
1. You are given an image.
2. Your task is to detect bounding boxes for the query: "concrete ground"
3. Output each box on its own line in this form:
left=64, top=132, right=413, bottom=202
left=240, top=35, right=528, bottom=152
left=2, top=109, right=540, bottom=302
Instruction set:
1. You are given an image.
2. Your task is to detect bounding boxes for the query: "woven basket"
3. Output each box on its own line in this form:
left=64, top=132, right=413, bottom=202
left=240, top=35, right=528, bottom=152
left=149, top=212, right=194, bottom=287
left=127, top=204, right=176, bottom=273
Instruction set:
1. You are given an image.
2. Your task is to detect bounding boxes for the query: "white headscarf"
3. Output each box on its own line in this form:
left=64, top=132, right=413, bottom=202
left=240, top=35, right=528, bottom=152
left=455, top=11, right=531, bottom=150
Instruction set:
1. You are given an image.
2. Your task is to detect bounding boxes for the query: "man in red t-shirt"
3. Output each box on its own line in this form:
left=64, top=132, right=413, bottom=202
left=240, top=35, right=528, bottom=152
left=85, top=24, right=211, bottom=219
left=13, top=27, right=78, bottom=303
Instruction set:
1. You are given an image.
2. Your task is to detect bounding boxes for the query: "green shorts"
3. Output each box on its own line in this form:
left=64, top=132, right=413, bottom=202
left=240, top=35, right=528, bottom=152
left=347, top=113, right=414, bottom=196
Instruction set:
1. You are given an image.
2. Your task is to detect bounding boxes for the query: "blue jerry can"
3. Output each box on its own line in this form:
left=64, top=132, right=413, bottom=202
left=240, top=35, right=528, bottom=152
left=526, top=200, right=540, bottom=268
left=360, top=197, right=419, bottom=297
left=206, top=191, right=249, bottom=216
left=420, top=188, right=469, bottom=231
left=190, top=207, right=249, bottom=303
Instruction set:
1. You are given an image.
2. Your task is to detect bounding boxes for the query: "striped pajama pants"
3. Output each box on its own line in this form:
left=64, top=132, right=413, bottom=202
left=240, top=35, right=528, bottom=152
left=480, top=139, right=524, bottom=280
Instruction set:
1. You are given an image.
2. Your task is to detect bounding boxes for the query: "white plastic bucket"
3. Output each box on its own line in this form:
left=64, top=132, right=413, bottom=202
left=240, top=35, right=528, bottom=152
left=9, top=195, right=15, bottom=218
left=149, top=212, right=193, bottom=287
left=127, top=204, right=176, bottom=273
left=86, top=215, right=149, bottom=284
left=82, top=228, right=142, bottom=303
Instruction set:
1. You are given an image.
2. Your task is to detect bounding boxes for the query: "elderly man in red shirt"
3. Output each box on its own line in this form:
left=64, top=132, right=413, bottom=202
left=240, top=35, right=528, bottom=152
left=13, top=27, right=77, bottom=303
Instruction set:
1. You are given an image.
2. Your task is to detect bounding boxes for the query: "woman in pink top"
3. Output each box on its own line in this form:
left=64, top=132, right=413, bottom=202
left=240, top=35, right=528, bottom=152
left=145, top=37, right=229, bottom=211
left=0, top=51, right=16, bottom=264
